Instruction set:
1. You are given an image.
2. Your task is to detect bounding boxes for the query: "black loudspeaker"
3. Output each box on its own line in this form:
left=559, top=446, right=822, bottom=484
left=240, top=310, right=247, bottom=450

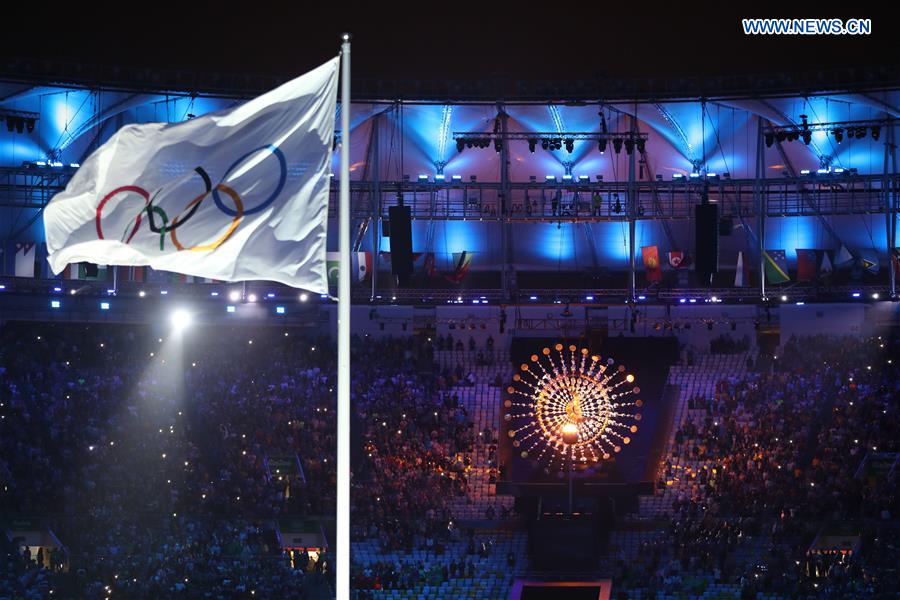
left=719, top=217, right=733, bottom=236
left=695, top=204, right=719, bottom=282
left=84, top=263, right=99, bottom=278
left=388, top=205, right=413, bottom=286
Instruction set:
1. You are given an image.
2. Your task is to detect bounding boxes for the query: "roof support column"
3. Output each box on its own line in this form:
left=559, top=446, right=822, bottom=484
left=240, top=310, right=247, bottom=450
left=756, top=118, right=767, bottom=301
left=627, top=114, right=637, bottom=302
left=499, top=104, right=513, bottom=302
left=885, top=118, right=897, bottom=299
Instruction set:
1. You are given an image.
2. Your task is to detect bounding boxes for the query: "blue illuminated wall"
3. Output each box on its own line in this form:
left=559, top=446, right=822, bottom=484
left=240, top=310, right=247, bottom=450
left=1, top=81, right=898, bottom=274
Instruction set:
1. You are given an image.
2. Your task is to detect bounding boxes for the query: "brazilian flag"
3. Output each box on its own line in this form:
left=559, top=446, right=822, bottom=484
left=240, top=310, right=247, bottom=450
left=764, top=250, right=790, bottom=284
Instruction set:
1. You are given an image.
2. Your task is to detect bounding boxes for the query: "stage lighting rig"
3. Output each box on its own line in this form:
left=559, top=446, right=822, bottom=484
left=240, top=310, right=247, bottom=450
left=453, top=130, right=648, bottom=155
left=763, top=118, right=887, bottom=149
left=1, top=109, right=39, bottom=134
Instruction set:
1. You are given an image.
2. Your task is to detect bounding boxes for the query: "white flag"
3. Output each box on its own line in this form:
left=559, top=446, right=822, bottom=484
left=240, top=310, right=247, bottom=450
left=835, top=244, right=853, bottom=266
left=44, top=57, right=339, bottom=293
left=14, top=242, right=36, bottom=277
left=734, top=251, right=745, bottom=287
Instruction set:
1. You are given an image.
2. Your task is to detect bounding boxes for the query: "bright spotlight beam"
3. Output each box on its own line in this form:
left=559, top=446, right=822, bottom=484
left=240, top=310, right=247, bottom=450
left=171, top=309, right=192, bottom=331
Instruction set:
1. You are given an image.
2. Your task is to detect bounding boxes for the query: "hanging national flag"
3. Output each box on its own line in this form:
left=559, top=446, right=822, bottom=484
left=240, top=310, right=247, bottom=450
left=445, top=251, right=473, bottom=283
left=858, top=249, right=879, bottom=274
left=326, top=252, right=372, bottom=285
left=667, top=251, right=685, bottom=269
left=44, top=58, right=340, bottom=294
left=893, top=249, right=900, bottom=282
left=423, top=252, right=438, bottom=278
left=641, top=245, right=662, bottom=282
left=78, top=263, right=108, bottom=281
left=834, top=244, right=854, bottom=266
left=734, top=251, right=750, bottom=287
left=819, top=251, right=833, bottom=276
left=763, top=249, right=790, bottom=284
left=796, top=249, right=819, bottom=282
left=14, top=242, right=36, bottom=278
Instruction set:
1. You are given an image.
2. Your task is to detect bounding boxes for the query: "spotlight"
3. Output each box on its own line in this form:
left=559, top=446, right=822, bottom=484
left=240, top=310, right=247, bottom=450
left=171, top=309, right=192, bottom=330
left=624, top=138, right=635, bottom=155
left=870, top=125, right=880, bottom=141
left=25, top=118, right=35, bottom=133
left=138, top=290, right=146, bottom=298
left=276, top=306, right=285, bottom=314
left=598, top=138, right=607, bottom=153
left=299, top=293, right=309, bottom=302
left=541, top=139, right=549, bottom=150
left=856, top=127, right=867, bottom=140
left=833, top=128, right=843, bottom=143
left=229, top=290, right=241, bottom=302
left=456, top=139, right=465, bottom=152
left=5, top=117, right=15, bottom=133
left=494, top=139, right=502, bottom=153
left=613, top=197, right=622, bottom=213
left=612, top=138, right=623, bottom=154
left=247, top=293, right=257, bottom=303
left=564, top=139, right=574, bottom=153
left=51, top=300, right=61, bottom=309
left=764, top=132, right=774, bottom=148
left=528, top=139, right=537, bottom=153
left=801, top=130, right=812, bottom=145
left=781, top=295, right=788, bottom=302
left=776, top=131, right=787, bottom=143
left=226, top=305, right=236, bottom=313
left=636, top=138, right=645, bottom=154
left=872, top=293, right=880, bottom=299
left=100, top=302, right=110, bottom=310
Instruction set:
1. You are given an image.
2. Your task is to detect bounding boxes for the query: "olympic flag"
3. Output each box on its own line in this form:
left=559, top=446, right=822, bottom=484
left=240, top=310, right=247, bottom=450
left=44, top=57, right=340, bottom=293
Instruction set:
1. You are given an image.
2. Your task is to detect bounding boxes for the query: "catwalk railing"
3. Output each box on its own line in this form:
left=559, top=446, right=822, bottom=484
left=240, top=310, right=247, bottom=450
left=2, top=166, right=896, bottom=220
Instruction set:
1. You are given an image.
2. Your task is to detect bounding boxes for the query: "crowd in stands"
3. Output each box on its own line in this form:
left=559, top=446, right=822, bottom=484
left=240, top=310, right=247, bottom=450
left=0, top=322, right=349, bottom=598
left=621, top=333, right=898, bottom=599
left=2, top=317, right=898, bottom=599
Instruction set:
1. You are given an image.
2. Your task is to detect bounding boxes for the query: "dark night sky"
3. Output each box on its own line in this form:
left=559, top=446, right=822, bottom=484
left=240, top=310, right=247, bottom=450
left=2, top=3, right=896, bottom=91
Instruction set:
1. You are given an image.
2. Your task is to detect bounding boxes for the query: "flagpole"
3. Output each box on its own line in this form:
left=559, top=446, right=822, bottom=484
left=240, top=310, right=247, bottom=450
left=336, top=33, right=352, bottom=600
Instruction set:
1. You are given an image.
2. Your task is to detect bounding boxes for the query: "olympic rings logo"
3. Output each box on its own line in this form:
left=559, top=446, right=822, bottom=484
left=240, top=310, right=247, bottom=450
left=95, top=144, right=287, bottom=252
